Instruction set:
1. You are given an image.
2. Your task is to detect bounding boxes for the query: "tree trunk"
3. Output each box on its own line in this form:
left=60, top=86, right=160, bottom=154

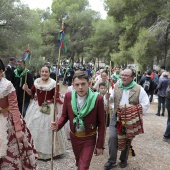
left=164, top=24, right=170, bottom=67
left=81, top=56, right=83, bottom=66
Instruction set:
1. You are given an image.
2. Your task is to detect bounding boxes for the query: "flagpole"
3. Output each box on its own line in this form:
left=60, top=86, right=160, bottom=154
left=109, top=61, right=112, bottom=121
left=21, top=71, right=27, bottom=117
left=51, top=20, right=64, bottom=170
left=106, top=61, right=111, bottom=127
left=21, top=44, right=30, bottom=117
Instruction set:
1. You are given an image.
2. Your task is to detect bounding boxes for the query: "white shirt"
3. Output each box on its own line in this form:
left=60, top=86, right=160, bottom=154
left=95, top=75, right=101, bottom=82
left=77, top=94, right=87, bottom=111
left=105, top=86, right=150, bottom=114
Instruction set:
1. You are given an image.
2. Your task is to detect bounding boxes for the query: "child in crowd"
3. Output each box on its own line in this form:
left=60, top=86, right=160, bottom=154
left=98, top=82, right=107, bottom=97
left=98, top=82, right=113, bottom=127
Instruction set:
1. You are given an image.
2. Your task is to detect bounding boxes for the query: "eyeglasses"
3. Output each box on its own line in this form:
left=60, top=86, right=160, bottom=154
left=121, top=74, right=132, bottom=78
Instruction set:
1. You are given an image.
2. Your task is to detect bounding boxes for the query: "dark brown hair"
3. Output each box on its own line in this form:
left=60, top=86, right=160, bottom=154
left=99, top=82, right=106, bottom=87
left=0, top=59, right=5, bottom=71
left=73, top=71, right=89, bottom=82
left=41, top=65, right=50, bottom=72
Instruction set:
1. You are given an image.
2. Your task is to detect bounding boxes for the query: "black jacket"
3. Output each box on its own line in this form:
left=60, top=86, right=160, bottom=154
left=12, top=70, right=33, bottom=103
left=139, top=76, right=154, bottom=94
left=5, top=64, right=16, bottom=81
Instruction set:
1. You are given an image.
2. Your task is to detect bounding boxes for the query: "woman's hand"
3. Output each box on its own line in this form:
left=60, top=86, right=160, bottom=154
left=16, top=130, right=24, bottom=142
left=50, top=122, right=58, bottom=131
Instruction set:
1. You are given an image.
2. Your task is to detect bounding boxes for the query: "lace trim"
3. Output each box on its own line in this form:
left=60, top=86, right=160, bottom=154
left=0, top=78, right=15, bottom=99
left=34, top=78, right=56, bottom=91
left=0, top=114, right=8, bottom=158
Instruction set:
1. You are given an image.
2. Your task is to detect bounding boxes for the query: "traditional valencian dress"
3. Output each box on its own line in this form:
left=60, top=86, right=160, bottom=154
left=24, top=78, right=67, bottom=160
left=0, top=77, right=37, bottom=170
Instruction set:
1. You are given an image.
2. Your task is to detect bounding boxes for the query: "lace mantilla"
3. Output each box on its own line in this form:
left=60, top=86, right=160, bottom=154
left=34, top=78, right=56, bottom=91
left=0, top=78, right=15, bottom=99
left=0, top=114, right=8, bottom=158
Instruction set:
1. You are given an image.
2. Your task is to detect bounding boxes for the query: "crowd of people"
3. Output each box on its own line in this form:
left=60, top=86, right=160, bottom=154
left=0, top=56, right=170, bottom=170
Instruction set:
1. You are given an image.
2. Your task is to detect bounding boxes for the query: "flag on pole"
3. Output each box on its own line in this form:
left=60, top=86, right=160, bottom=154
left=22, top=49, right=31, bottom=65
left=57, top=28, right=67, bottom=52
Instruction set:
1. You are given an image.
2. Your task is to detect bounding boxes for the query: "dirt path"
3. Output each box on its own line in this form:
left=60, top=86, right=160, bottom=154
left=90, top=102, right=170, bottom=170
left=37, top=85, right=170, bottom=170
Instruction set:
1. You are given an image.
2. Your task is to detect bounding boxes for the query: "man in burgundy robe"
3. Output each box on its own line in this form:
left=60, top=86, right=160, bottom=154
left=51, top=71, right=105, bottom=170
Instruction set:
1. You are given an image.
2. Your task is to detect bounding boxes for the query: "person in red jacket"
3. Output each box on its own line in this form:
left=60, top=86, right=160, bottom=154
left=51, top=71, right=105, bottom=170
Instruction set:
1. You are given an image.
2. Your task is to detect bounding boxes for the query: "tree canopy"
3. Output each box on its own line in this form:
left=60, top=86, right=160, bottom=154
left=1, top=0, right=170, bottom=71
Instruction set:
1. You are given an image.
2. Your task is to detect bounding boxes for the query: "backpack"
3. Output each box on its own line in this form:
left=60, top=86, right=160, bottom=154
left=166, top=83, right=170, bottom=99
left=143, top=79, right=151, bottom=91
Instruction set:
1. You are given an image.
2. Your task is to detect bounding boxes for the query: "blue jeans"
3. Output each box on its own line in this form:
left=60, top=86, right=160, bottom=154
left=164, top=110, right=170, bottom=139
left=157, top=96, right=166, bottom=115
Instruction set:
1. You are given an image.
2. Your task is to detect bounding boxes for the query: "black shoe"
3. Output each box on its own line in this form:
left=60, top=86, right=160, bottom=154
left=104, top=161, right=116, bottom=170
left=161, top=113, right=164, bottom=116
left=119, top=160, right=127, bottom=168
left=163, top=137, right=170, bottom=143
left=155, top=113, right=160, bottom=116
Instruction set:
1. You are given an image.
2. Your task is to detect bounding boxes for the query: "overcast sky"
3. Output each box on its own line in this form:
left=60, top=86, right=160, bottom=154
left=21, top=0, right=107, bottom=19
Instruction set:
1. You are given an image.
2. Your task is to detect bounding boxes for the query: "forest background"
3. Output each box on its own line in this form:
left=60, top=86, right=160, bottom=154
left=0, top=0, right=170, bottom=72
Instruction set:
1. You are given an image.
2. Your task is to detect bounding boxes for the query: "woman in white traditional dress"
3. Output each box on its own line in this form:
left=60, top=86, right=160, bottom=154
left=0, top=59, right=37, bottom=169
left=23, top=65, right=67, bottom=160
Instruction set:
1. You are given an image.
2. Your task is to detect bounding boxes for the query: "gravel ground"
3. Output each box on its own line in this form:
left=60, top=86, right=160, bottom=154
left=37, top=87, right=170, bottom=170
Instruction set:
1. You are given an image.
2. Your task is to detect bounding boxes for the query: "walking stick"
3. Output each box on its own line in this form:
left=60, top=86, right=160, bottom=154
left=105, top=73, right=111, bottom=127
left=21, top=47, right=31, bottom=117
left=51, top=20, right=64, bottom=170
left=22, top=71, right=27, bottom=117
left=103, top=63, right=112, bottom=152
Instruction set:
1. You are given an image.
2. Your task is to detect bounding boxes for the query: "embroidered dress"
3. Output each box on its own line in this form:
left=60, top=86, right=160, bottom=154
left=0, top=77, right=37, bottom=170
left=24, top=78, right=67, bottom=160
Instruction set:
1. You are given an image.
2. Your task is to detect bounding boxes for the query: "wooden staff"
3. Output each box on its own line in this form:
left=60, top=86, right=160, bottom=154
left=21, top=44, right=30, bottom=117
left=89, top=64, right=96, bottom=89
left=103, top=62, right=112, bottom=152
left=135, top=60, right=138, bottom=83
left=91, top=58, right=98, bottom=85
left=21, top=71, right=27, bottom=117
left=51, top=20, right=64, bottom=170
left=105, top=61, right=111, bottom=128
left=109, top=61, right=112, bottom=120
